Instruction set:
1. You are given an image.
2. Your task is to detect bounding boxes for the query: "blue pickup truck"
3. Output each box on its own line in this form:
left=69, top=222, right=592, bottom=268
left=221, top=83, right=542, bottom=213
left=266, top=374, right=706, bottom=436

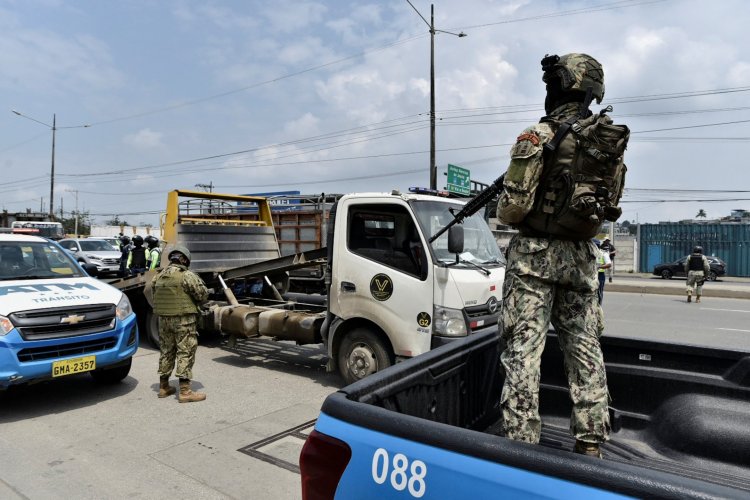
left=0, top=234, right=138, bottom=390
left=300, top=327, right=750, bottom=499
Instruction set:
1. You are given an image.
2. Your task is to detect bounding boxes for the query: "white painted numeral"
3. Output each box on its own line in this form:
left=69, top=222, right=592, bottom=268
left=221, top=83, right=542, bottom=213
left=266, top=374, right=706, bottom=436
left=371, top=448, right=427, bottom=498
left=372, top=448, right=388, bottom=484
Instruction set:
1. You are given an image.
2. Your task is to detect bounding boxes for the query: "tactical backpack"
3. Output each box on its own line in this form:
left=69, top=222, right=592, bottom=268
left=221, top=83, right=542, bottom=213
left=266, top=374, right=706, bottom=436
left=521, top=106, right=629, bottom=240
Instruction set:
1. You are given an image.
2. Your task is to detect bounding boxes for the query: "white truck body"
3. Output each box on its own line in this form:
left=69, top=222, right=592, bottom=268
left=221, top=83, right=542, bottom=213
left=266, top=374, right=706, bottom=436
left=324, top=192, right=505, bottom=382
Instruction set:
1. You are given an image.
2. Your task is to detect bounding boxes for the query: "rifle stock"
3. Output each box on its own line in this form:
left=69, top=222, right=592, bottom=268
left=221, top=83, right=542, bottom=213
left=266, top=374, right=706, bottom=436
left=428, top=174, right=505, bottom=243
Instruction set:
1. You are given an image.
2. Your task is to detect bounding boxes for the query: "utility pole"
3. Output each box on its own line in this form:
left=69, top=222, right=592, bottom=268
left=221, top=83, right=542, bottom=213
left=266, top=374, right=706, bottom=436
left=195, top=182, right=214, bottom=192
left=67, top=189, right=79, bottom=237
left=50, top=114, right=56, bottom=218
left=11, top=110, right=89, bottom=220
left=405, top=1, right=466, bottom=190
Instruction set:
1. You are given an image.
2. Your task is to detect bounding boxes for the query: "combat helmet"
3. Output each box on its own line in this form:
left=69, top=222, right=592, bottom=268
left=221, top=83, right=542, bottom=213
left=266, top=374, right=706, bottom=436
left=144, top=235, right=159, bottom=249
left=541, top=53, right=605, bottom=104
left=168, top=245, right=192, bottom=265
left=693, top=246, right=703, bottom=254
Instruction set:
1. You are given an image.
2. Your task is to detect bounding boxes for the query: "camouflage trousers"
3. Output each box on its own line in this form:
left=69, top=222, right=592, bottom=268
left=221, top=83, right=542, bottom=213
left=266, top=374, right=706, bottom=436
left=686, top=270, right=705, bottom=296
left=157, top=315, right=199, bottom=380
left=499, top=236, right=610, bottom=444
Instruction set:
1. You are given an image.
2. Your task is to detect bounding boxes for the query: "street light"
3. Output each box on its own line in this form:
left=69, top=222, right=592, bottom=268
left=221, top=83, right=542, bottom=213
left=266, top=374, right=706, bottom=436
left=406, top=1, right=467, bottom=190
left=11, top=110, right=90, bottom=219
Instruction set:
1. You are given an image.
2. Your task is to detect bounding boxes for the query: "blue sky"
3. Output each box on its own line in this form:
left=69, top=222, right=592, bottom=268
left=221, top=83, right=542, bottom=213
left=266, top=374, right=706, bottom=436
left=2, top=0, right=750, bottom=227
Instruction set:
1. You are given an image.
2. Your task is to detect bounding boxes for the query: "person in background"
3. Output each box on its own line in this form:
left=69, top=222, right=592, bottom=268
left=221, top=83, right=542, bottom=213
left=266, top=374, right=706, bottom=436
left=118, top=235, right=132, bottom=277
left=684, top=246, right=710, bottom=303
left=594, top=239, right=612, bottom=305
left=127, top=235, right=147, bottom=275
left=151, top=246, right=209, bottom=403
left=144, top=235, right=161, bottom=270
left=600, top=237, right=616, bottom=282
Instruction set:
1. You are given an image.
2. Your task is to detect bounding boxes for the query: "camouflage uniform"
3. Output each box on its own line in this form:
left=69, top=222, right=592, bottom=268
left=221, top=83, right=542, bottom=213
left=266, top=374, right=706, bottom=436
left=152, top=263, right=208, bottom=380
left=497, top=100, right=612, bottom=446
left=684, top=253, right=710, bottom=299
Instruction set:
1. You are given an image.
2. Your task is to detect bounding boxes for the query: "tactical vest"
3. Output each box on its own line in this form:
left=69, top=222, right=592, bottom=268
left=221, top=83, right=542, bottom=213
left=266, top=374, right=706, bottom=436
left=130, top=247, right=146, bottom=268
left=520, top=108, right=629, bottom=240
left=688, top=254, right=705, bottom=271
left=152, top=268, right=199, bottom=315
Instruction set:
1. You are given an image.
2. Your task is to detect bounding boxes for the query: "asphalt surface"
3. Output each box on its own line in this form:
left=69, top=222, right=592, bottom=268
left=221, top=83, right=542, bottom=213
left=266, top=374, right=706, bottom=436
left=604, top=272, right=750, bottom=300
left=1, top=273, right=749, bottom=499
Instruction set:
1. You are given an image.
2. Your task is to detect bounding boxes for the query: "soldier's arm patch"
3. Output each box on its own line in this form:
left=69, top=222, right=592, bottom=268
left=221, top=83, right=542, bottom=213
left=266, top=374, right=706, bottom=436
left=510, top=132, right=542, bottom=159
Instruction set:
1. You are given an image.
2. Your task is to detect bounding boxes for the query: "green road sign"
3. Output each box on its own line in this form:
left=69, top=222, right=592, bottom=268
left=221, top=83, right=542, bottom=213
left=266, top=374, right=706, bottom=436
left=447, top=164, right=470, bottom=195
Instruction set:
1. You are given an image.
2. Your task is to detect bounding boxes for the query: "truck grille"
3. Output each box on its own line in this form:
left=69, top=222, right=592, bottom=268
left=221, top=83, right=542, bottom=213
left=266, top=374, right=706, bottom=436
left=464, top=300, right=501, bottom=332
left=100, top=258, right=120, bottom=265
left=17, top=337, right=118, bottom=362
left=10, top=304, right=116, bottom=341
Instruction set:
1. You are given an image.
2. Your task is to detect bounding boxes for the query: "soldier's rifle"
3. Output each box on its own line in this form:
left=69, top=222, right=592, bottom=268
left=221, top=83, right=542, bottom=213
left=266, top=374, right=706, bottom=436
left=428, top=174, right=505, bottom=243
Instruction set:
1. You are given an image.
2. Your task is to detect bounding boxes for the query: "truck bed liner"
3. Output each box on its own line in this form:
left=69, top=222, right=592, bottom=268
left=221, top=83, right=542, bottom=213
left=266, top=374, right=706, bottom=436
left=322, top=328, right=750, bottom=498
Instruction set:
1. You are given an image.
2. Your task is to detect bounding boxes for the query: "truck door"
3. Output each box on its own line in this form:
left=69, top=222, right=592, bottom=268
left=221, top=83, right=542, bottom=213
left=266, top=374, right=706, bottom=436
left=331, top=201, right=434, bottom=363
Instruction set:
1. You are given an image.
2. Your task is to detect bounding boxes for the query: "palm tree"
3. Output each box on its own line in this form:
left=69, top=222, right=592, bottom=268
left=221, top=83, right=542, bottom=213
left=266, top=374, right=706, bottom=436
left=696, top=209, right=707, bottom=218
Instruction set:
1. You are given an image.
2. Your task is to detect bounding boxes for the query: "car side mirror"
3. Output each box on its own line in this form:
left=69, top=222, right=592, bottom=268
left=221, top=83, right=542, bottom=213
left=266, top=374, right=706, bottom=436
left=82, top=263, right=99, bottom=277
left=448, top=226, right=464, bottom=254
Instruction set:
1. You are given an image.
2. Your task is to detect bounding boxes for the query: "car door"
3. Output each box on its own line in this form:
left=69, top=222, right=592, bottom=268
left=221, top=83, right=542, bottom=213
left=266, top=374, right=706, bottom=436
left=674, top=258, right=687, bottom=277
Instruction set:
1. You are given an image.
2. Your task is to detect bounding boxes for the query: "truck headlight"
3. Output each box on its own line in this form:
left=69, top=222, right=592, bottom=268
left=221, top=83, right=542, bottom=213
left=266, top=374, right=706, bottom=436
left=116, top=294, right=133, bottom=321
left=0, top=315, right=14, bottom=336
left=433, top=306, right=467, bottom=337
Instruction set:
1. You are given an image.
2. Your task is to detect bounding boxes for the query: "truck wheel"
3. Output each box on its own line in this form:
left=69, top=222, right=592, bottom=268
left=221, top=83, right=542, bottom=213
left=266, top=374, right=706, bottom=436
left=708, top=271, right=718, bottom=281
left=661, top=270, right=672, bottom=279
left=90, top=358, right=132, bottom=384
left=145, top=309, right=160, bottom=349
left=338, top=328, right=392, bottom=384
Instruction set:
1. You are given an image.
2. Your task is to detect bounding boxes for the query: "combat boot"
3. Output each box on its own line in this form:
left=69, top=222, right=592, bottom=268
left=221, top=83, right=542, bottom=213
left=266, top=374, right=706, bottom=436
left=687, top=293, right=692, bottom=303
left=158, top=376, right=176, bottom=398
left=696, top=295, right=701, bottom=303
left=178, top=379, right=206, bottom=403
left=574, top=440, right=602, bottom=458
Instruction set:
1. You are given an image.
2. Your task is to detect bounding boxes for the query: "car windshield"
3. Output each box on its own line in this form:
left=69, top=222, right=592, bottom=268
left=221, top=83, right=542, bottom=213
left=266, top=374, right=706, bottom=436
left=410, top=200, right=505, bottom=267
left=80, top=240, right=117, bottom=252
left=0, top=242, right=85, bottom=280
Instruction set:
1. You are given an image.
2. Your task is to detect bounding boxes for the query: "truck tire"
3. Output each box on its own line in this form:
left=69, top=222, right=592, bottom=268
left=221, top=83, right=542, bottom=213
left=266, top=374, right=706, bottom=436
left=145, top=309, right=160, bottom=349
left=90, top=358, right=132, bottom=384
left=338, top=328, right=393, bottom=385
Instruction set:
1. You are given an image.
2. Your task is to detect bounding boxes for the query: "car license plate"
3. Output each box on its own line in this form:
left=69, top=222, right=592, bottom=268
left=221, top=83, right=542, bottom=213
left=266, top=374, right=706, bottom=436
left=52, top=356, right=96, bottom=377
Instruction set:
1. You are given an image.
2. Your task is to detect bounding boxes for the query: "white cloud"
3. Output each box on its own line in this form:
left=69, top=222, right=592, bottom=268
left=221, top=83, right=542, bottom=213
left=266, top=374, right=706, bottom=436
left=123, top=129, right=164, bottom=150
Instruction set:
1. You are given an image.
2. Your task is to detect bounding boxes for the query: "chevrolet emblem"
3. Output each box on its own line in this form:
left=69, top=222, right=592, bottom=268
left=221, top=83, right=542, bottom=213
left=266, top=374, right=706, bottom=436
left=61, top=314, right=86, bottom=325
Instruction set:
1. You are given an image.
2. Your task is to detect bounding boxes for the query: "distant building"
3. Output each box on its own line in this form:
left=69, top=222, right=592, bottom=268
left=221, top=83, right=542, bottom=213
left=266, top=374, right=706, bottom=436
left=1, top=209, right=55, bottom=228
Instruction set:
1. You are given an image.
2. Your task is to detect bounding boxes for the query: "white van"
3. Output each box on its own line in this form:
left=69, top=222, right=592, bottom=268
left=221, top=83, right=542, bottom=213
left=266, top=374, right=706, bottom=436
left=0, top=234, right=138, bottom=390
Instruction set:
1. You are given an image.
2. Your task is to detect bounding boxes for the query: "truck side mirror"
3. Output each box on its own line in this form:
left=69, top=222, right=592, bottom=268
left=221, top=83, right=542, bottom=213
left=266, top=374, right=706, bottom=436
left=448, top=226, right=464, bottom=254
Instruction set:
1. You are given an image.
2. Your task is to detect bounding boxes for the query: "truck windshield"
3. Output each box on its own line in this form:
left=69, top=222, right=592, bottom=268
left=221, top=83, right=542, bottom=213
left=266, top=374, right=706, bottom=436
left=410, top=200, right=505, bottom=267
left=0, top=242, right=85, bottom=280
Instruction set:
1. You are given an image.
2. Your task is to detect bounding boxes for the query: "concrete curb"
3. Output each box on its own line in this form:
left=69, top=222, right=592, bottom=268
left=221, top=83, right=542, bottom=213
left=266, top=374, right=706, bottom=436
left=607, top=282, right=750, bottom=300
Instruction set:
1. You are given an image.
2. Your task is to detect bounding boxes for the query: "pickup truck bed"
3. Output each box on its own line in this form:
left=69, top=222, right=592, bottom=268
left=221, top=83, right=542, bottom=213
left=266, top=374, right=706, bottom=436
left=317, top=329, right=750, bottom=498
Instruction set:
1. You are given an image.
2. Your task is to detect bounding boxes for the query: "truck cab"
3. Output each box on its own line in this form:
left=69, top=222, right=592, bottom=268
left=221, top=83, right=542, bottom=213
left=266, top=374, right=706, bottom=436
left=327, top=191, right=505, bottom=383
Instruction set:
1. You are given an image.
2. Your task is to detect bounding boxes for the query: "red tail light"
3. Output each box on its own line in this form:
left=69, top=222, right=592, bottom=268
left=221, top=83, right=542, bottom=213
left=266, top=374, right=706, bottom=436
left=300, top=429, right=352, bottom=500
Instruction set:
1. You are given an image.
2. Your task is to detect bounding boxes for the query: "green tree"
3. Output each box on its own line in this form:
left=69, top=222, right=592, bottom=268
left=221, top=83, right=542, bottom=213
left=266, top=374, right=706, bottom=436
left=105, top=215, right=129, bottom=226
left=696, top=209, right=707, bottom=218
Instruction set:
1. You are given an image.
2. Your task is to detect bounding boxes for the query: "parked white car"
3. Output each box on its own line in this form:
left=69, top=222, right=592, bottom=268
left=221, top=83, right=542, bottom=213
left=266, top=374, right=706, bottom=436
left=59, top=238, right=122, bottom=276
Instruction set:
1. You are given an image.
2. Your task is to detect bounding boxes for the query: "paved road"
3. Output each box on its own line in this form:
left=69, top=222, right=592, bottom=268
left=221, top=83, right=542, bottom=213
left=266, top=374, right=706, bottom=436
left=603, top=291, right=750, bottom=351
left=0, top=336, right=340, bottom=500
left=1, top=289, right=749, bottom=499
